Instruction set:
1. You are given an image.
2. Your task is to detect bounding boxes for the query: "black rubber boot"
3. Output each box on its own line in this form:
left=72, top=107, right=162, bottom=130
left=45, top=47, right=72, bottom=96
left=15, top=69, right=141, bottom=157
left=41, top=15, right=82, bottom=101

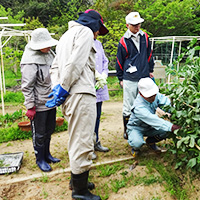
left=146, top=135, right=165, bottom=153
left=71, top=171, right=101, bottom=200
left=69, top=179, right=95, bottom=190
left=45, top=139, right=60, bottom=163
left=123, top=115, right=130, bottom=140
left=34, top=146, right=52, bottom=172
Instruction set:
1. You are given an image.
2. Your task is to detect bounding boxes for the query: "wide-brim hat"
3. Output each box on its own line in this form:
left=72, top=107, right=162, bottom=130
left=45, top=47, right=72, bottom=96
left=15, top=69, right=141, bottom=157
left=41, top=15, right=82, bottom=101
left=83, top=9, right=109, bottom=36
left=29, top=28, right=58, bottom=50
left=125, top=12, right=144, bottom=25
left=138, top=77, right=159, bottom=98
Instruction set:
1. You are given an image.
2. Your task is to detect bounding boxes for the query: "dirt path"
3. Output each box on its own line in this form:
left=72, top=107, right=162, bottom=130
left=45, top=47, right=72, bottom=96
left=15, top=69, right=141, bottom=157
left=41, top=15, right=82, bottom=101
left=0, top=101, right=198, bottom=200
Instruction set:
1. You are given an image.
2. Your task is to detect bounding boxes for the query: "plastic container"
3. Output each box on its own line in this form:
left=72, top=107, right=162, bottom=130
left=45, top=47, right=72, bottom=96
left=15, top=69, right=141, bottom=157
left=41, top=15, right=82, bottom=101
left=56, top=117, right=64, bottom=126
left=0, top=152, right=24, bottom=174
left=18, top=121, right=31, bottom=132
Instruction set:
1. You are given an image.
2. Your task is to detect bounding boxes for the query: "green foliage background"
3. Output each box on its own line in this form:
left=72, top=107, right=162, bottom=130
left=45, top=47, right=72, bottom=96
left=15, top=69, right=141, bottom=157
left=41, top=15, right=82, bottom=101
left=1, top=0, right=200, bottom=71
left=163, top=39, right=200, bottom=170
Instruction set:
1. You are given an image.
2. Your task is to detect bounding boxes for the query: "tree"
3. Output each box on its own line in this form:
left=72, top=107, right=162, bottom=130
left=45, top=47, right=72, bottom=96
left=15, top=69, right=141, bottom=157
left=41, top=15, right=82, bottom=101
left=0, top=0, right=92, bottom=27
left=133, top=0, right=200, bottom=36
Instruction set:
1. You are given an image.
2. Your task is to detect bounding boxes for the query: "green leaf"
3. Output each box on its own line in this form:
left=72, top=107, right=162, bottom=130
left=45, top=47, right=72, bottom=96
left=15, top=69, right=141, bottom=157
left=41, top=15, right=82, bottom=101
left=187, top=158, right=197, bottom=168
left=189, top=137, right=195, bottom=148
left=175, top=161, right=182, bottom=169
left=192, top=115, right=200, bottom=121
left=177, top=140, right=182, bottom=149
left=177, top=136, right=190, bottom=148
left=194, top=46, right=200, bottom=51
left=183, top=136, right=190, bottom=144
left=186, top=119, right=191, bottom=124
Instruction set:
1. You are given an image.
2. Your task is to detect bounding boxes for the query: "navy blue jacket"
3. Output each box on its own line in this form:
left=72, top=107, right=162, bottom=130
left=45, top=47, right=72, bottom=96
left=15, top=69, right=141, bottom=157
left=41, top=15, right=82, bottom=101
left=115, top=30, right=154, bottom=81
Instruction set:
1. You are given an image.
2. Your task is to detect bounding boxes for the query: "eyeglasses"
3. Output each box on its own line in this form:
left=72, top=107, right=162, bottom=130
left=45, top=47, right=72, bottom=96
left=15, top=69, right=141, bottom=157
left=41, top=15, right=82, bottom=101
left=130, top=23, right=141, bottom=27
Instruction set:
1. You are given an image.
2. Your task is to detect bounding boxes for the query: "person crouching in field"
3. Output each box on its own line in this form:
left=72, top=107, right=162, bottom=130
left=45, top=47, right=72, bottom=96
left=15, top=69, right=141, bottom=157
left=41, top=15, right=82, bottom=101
left=126, top=77, right=181, bottom=156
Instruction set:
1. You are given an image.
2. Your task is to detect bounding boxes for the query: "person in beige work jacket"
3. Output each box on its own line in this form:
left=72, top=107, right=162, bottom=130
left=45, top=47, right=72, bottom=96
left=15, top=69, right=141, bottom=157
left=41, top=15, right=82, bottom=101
left=20, top=28, right=60, bottom=172
left=46, top=9, right=108, bottom=200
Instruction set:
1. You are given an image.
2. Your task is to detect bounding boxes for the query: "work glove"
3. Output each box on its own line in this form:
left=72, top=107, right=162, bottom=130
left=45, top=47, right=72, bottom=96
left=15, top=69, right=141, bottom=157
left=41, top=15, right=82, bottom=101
left=45, top=84, right=69, bottom=108
left=95, top=70, right=107, bottom=90
left=26, top=106, right=36, bottom=120
left=171, top=124, right=181, bottom=132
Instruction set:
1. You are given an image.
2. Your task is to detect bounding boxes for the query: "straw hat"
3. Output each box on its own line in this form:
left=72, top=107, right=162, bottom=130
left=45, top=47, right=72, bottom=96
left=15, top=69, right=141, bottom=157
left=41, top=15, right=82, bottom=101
left=29, top=28, right=58, bottom=50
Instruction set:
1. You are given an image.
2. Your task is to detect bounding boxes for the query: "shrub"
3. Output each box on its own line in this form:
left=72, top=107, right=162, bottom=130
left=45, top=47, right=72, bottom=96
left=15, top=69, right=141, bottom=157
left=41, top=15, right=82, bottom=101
left=164, top=39, right=200, bottom=171
left=0, top=91, right=24, bottom=103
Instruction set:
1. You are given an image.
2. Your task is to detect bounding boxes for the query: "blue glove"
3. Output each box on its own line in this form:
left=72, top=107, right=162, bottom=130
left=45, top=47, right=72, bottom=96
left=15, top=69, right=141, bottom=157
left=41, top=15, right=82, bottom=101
left=45, top=84, right=69, bottom=108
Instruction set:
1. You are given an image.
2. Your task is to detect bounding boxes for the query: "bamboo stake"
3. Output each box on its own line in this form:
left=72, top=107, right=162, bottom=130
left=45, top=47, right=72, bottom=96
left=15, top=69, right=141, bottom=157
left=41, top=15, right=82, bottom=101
left=0, top=156, right=134, bottom=185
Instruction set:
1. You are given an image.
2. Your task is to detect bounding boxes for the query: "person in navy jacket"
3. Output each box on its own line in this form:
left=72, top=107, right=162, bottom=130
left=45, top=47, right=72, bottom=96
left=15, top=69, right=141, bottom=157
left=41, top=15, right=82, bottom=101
left=115, top=12, right=155, bottom=140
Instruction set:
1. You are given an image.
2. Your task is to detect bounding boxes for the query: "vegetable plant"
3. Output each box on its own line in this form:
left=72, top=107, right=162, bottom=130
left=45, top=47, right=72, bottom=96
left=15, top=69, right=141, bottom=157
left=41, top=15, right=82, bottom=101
left=164, top=39, right=200, bottom=171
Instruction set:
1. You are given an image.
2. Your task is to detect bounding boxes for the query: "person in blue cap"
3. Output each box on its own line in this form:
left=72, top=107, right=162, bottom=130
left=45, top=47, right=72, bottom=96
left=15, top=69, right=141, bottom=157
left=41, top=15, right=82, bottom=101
left=46, top=9, right=108, bottom=200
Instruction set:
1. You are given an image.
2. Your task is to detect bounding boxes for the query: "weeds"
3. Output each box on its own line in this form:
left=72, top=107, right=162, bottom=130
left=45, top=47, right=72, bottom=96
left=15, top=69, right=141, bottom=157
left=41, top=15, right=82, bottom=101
left=138, top=152, right=189, bottom=200
left=40, top=174, right=49, bottom=183
left=0, top=91, right=24, bottom=103
left=41, top=188, right=48, bottom=199
left=97, top=163, right=125, bottom=177
left=0, top=120, right=68, bottom=143
left=31, top=174, right=49, bottom=183
left=90, top=152, right=191, bottom=200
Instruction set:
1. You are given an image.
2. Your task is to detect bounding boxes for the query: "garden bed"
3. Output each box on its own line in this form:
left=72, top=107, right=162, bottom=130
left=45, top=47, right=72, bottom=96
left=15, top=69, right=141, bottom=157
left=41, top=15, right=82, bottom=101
left=0, top=101, right=200, bottom=200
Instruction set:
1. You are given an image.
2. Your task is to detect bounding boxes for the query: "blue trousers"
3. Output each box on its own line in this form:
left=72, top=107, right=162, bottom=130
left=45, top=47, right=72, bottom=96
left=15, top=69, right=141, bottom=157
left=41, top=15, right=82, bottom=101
left=94, top=102, right=102, bottom=143
left=127, top=126, right=169, bottom=150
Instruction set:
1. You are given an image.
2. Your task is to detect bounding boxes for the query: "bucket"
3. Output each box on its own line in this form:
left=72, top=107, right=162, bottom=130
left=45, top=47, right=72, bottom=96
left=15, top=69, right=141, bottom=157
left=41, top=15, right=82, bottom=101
left=18, top=121, right=31, bottom=132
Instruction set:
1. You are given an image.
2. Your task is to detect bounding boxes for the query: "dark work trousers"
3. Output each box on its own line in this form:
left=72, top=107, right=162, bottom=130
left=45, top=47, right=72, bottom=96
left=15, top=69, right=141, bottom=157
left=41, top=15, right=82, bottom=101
left=31, top=108, right=56, bottom=147
left=94, top=102, right=102, bottom=143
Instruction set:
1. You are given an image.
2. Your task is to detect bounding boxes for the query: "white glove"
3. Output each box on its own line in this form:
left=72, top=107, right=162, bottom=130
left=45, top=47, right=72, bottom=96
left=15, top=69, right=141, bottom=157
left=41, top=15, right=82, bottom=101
left=95, top=70, right=107, bottom=90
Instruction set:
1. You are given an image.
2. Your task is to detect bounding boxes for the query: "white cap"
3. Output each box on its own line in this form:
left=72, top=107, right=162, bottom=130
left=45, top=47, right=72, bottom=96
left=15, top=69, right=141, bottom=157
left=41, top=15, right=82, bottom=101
left=29, top=28, right=58, bottom=50
left=138, top=77, right=159, bottom=98
left=125, top=12, right=144, bottom=25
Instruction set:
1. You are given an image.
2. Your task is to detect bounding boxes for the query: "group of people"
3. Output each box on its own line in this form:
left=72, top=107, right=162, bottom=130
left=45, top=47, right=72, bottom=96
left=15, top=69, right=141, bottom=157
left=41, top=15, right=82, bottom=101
left=20, top=9, right=181, bottom=200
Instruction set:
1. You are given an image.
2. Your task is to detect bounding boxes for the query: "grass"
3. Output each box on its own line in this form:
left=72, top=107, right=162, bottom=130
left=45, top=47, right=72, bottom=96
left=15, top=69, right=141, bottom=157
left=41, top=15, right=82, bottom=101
left=89, top=151, right=192, bottom=200
left=107, top=76, right=123, bottom=101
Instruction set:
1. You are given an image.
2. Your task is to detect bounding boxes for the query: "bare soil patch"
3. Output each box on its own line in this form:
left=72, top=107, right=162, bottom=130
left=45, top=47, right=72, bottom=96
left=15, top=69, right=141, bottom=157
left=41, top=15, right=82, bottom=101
left=0, top=101, right=200, bottom=200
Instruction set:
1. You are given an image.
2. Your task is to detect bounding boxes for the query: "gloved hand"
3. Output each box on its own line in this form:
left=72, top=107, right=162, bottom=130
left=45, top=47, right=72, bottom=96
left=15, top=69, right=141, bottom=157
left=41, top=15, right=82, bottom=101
left=26, top=106, right=36, bottom=120
left=171, top=124, right=181, bottom=132
left=45, top=84, right=69, bottom=108
left=95, top=70, right=107, bottom=90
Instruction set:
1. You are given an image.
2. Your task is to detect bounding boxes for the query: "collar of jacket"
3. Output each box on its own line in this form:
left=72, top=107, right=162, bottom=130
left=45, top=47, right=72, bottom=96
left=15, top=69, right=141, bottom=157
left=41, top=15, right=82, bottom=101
left=124, top=29, right=144, bottom=39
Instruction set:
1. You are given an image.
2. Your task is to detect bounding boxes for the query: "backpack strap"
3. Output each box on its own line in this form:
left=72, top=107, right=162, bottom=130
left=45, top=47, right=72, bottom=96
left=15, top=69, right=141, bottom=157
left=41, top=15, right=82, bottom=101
left=119, top=32, right=151, bottom=62
left=119, top=37, right=128, bottom=58
left=143, top=32, right=153, bottom=62
left=143, top=31, right=148, bottom=48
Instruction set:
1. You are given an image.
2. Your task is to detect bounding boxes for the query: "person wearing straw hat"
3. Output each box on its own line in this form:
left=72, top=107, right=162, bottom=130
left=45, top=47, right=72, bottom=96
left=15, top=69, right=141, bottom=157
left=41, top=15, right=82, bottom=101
left=46, top=9, right=108, bottom=200
left=20, top=28, right=60, bottom=172
left=126, top=77, right=181, bottom=156
left=115, top=12, right=155, bottom=140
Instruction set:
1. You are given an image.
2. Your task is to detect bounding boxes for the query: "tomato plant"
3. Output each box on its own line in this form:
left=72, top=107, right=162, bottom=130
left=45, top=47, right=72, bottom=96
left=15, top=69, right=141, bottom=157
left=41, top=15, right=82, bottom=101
left=164, top=39, right=200, bottom=171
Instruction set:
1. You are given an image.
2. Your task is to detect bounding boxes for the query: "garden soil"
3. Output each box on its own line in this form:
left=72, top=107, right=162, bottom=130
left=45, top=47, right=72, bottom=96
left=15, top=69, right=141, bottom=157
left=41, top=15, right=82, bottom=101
left=0, top=101, right=200, bottom=200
